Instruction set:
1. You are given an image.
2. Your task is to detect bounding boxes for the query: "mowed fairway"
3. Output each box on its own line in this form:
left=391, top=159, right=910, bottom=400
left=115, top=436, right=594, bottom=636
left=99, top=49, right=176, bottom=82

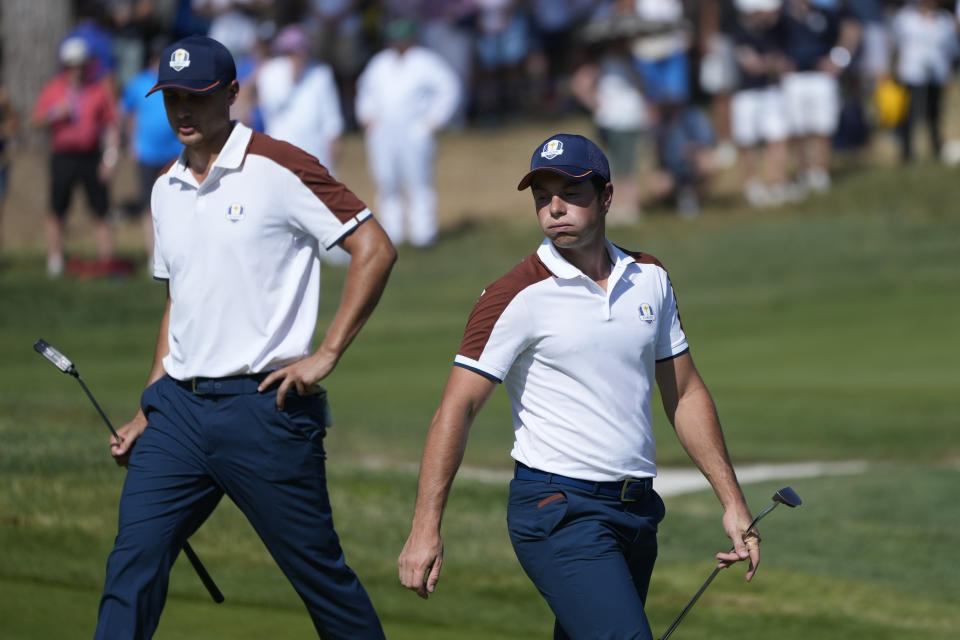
left=1, top=121, right=958, bottom=639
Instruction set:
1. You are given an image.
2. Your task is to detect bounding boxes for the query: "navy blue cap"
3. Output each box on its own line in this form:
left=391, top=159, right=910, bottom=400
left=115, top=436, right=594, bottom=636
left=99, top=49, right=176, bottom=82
left=146, top=35, right=236, bottom=97
left=517, top=134, right=611, bottom=191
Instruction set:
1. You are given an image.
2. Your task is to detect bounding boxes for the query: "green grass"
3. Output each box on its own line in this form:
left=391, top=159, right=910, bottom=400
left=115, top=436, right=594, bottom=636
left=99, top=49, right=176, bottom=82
left=1, top=156, right=958, bottom=638
left=2, top=467, right=958, bottom=638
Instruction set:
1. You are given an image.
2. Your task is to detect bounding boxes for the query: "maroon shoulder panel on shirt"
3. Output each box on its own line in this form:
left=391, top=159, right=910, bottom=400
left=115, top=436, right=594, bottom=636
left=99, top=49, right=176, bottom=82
left=616, top=244, right=684, bottom=329
left=458, top=254, right=554, bottom=361
left=246, top=132, right=367, bottom=223
left=616, top=245, right=665, bottom=270
left=156, top=158, right=177, bottom=182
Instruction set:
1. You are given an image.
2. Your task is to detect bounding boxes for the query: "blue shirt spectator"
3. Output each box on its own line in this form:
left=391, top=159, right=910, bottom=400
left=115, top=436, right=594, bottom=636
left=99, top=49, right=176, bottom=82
left=121, top=69, right=183, bottom=166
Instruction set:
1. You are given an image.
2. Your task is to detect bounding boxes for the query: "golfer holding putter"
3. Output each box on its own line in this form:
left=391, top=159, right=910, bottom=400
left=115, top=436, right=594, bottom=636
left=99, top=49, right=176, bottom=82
left=398, top=133, right=759, bottom=639
left=97, top=36, right=395, bottom=639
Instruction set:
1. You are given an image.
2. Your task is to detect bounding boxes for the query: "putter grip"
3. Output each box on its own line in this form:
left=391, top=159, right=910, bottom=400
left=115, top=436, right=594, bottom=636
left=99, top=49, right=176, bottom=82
left=183, top=541, right=225, bottom=603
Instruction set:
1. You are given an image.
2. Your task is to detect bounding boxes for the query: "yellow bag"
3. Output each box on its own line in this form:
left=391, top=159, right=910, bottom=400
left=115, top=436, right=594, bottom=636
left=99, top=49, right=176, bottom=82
left=874, top=78, right=910, bottom=128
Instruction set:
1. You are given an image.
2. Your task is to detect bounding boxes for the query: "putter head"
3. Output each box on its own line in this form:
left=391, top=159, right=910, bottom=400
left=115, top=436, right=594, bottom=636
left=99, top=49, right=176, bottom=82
left=773, top=486, right=802, bottom=508
left=34, top=339, right=77, bottom=375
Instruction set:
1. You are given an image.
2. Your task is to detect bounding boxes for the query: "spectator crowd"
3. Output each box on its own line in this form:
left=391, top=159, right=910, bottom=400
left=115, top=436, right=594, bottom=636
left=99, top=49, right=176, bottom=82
left=4, top=0, right=960, bottom=273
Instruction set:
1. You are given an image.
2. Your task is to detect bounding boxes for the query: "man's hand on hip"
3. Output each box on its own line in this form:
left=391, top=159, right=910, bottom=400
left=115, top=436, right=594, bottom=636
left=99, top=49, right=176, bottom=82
left=258, top=349, right=337, bottom=410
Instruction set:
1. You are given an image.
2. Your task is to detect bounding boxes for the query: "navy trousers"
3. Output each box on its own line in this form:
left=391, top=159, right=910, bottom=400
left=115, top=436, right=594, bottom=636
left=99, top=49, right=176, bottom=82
left=94, top=375, right=384, bottom=640
left=507, top=472, right=665, bottom=640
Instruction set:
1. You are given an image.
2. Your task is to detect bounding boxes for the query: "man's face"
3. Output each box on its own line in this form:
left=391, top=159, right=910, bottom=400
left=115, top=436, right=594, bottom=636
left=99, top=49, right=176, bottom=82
left=531, top=173, right=611, bottom=250
left=162, top=80, right=238, bottom=148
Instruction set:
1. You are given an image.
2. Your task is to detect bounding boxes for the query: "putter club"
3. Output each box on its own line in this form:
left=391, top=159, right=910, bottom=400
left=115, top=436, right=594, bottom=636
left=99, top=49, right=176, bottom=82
left=657, top=487, right=802, bottom=640
left=33, top=339, right=225, bottom=604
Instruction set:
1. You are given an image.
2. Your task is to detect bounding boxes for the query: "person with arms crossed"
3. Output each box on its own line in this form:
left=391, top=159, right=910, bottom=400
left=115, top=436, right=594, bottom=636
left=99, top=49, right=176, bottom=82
left=97, top=36, right=396, bottom=640
left=398, top=133, right=759, bottom=639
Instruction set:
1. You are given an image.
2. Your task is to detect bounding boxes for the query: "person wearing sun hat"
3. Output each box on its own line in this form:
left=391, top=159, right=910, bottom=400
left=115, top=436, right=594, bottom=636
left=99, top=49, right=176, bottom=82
left=399, top=133, right=758, bottom=639
left=94, top=34, right=395, bottom=639
left=31, top=36, right=119, bottom=277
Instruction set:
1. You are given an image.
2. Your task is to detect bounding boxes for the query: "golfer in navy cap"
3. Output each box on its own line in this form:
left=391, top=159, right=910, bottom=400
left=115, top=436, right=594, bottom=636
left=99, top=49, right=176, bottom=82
left=95, top=35, right=395, bottom=639
left=399, top=133, right=759, bottom=639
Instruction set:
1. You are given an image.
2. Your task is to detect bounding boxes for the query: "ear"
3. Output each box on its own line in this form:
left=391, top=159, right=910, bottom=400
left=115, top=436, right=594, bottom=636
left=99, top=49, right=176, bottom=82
left=600, top=182, right=614, bottom=215
left=226, top=79, right=240, bottom=106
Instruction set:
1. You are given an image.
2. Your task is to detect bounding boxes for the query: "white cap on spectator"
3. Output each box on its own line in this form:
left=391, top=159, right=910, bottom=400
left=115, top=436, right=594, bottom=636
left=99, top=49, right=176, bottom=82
left=59, top=37, right=89, bottom=66
left=735, top=0, right=782, bottom=12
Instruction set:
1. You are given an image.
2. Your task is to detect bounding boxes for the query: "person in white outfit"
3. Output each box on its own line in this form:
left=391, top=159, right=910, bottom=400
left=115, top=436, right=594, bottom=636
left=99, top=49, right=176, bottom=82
left=257, top=24, right=350, bottom=264
left=355, top=18, right=460, bottom=248
left=891, top=0, right=958, bottom=162
left=257, top=24, right=344, bottom=173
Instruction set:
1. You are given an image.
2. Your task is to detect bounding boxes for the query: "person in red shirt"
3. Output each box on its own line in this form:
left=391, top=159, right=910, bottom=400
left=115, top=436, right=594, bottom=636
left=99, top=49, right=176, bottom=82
left=32, top=37, right=119, bottom=277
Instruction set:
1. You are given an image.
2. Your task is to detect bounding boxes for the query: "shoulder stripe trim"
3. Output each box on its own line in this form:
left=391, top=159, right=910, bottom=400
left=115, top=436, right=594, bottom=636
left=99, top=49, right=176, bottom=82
left=656, top=347, right=690, bottom=363
left=453, top=362, right=502, bottom=383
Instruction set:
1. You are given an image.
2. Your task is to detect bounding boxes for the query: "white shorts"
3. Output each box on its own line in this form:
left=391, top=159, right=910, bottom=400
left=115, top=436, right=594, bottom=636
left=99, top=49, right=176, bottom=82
left=731, top=86, right=789, bottom=146
left=782, top=71, right=840, bottom=137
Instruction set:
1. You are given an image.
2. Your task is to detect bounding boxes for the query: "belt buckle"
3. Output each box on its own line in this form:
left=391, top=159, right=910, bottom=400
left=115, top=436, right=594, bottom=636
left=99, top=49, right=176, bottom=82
left=191, top=377, right=203, bottom=395
left=619, top=478, right=642, bottom=502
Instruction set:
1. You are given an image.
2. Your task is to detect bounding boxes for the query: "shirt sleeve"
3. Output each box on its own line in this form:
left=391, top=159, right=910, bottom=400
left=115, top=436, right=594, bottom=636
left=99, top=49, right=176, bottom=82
left=315, top=66, right=344, bottom=140
left=98, top=83, right=117, bottom=126
left=354, top=55, right=378, bottom=126
left=423, top=51, right=461, bottom=129
left=150, top=182, right=170, bottom=281
left=454, top=287, right=534, bottom=383
left=31, top=81, right=56, bottom=124
left=654, top=270, right=689, bottom=362
left=283, top=158, right=371, bottom=249
left=121, top=80, right=136, bottom=115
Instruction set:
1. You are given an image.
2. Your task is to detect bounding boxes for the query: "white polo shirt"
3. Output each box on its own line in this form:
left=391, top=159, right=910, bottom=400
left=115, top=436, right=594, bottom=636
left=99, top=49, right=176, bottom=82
left=454, top=239, right=689, bottom=481
left=151, top=122, right=372, bottom=380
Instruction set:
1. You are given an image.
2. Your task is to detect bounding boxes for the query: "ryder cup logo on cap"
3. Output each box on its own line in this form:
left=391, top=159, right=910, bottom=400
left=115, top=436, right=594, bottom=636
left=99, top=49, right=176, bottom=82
left=226, top=203, right=245, bottom=222
left=517, top=133, right=611, bottom=191
left=169, top=48, right=191, bottom=71
left=146, top=35, right=236, bottom=97
left=541, top=139, right=564, bottom=160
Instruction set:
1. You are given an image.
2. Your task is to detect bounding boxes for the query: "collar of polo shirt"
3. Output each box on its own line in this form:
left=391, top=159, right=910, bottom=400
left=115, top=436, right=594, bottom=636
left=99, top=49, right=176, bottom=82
left=168, top=121, right=248, bottom=184
left=537, top=238, right=636, bottom=282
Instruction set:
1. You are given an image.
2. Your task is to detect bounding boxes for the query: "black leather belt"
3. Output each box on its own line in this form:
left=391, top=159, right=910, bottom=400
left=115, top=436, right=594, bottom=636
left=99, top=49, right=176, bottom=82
left=514, top=462, right=652, bottom=502
left=173, top=372, right=271, bottom=395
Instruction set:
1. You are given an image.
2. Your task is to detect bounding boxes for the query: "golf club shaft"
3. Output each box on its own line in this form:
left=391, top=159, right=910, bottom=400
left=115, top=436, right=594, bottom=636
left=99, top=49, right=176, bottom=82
left=75, top=375, right=122, bottom=442
left=183, top=541, right=225, bottom=603
left=657, top=503, right=779, bottom=640
left=72, top=369, right=224, bottom=603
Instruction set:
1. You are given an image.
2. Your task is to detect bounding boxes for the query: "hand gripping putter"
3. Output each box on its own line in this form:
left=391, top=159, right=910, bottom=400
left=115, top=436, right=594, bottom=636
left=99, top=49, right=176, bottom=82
left=33, top=339, right=225, bottom=604
left=658, top=486, right=802, bottom=640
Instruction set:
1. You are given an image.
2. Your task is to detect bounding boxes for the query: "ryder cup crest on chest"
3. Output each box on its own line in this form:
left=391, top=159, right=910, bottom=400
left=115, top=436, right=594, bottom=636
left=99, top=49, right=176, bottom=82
left=638, top=302, right=656, bottom=324
left=226, top=203, right=245, bottom=222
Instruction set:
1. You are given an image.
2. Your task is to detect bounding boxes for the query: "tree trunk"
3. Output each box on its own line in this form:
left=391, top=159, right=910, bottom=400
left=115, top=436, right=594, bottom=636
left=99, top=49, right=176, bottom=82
left=1, top=0, right=73, bottom=147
